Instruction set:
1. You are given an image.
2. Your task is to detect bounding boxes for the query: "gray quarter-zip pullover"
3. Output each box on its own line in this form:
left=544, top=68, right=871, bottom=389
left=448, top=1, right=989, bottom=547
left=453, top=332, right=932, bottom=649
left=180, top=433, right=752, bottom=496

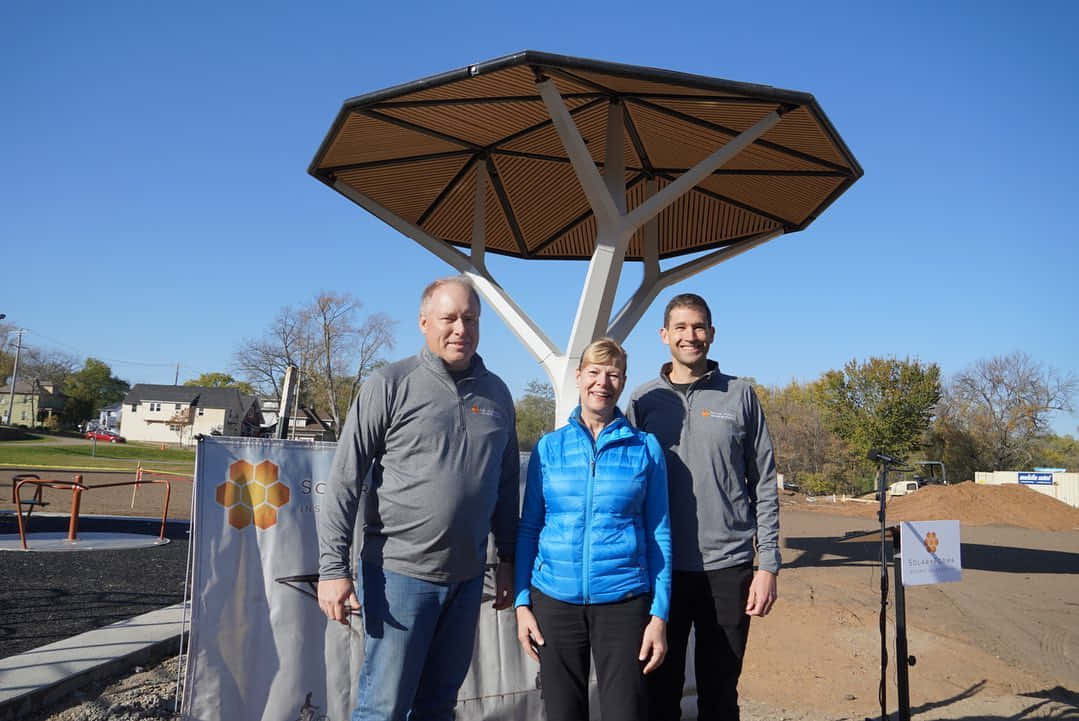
left=628, top=361, right=780, bottom=574
left=317, top=346, right=519, bottom=583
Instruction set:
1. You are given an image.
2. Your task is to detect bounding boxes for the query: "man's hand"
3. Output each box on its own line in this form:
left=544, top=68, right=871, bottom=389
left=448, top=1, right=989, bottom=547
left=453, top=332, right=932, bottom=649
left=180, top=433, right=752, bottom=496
left=492, top=560, right=514, bottom=610
left=745, top=569, right=777, bottom=617
left=318, top=577, right=360, bottom=625
left=639, top=616, right=667, bottom=674
left=515, top=606, right=545, bottom=662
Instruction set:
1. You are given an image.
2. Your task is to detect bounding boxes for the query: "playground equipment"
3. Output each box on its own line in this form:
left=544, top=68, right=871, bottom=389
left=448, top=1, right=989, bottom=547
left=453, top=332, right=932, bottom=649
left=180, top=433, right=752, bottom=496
left=9, top=466, right=187, bottom=550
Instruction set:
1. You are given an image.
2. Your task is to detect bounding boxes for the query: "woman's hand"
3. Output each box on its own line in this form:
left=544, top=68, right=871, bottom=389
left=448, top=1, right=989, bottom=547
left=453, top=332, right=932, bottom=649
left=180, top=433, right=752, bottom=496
left=639, top=615, right=667, bottom=674
left=515, top=606, right=545, bottom=662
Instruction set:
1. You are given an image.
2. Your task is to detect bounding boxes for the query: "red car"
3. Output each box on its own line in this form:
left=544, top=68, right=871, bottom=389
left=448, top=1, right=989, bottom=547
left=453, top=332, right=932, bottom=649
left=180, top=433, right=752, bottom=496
left=85, top=429, right=126, bottom=443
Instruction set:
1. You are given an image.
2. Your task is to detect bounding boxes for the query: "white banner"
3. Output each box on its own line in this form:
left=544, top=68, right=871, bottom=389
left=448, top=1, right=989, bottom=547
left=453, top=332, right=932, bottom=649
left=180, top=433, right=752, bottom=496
left=899, top=520, right=962, bottom=586
left=182, top=436, right=544, bottom=721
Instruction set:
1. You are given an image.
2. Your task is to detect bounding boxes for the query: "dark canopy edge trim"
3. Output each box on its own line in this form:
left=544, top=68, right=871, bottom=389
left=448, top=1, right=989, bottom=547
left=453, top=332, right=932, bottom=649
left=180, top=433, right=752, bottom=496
left=373, top=93, right=601, bottom=108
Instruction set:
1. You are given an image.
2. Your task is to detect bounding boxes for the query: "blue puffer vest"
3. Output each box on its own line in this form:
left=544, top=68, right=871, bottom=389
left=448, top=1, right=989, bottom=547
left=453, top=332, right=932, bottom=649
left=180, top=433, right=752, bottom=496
left=514, top=407, right=671, bottom=620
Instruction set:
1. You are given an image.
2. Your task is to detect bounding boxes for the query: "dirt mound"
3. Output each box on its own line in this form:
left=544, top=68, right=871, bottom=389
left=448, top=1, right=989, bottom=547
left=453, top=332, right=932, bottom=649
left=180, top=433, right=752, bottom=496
left=885, top=482, right=1079, bottom=530
left=791, top=482, right=1079, bottom=531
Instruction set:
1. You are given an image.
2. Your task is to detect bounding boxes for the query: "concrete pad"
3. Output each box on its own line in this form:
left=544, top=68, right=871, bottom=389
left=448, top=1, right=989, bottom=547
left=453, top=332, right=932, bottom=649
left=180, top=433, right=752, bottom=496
left=0, top=602, right=189, bottom=721
left=0, top=532, right=170, bottom=552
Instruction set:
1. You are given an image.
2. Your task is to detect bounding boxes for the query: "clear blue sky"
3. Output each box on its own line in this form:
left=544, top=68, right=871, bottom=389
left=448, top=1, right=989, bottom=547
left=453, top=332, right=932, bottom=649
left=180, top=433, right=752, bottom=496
left=3, top=1, right=1077, bottom=435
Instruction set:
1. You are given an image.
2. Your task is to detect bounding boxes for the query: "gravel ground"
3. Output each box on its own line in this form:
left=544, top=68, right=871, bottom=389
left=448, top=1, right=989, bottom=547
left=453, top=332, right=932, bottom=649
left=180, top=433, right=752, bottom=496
left=20, top=656, right=184, bottom=721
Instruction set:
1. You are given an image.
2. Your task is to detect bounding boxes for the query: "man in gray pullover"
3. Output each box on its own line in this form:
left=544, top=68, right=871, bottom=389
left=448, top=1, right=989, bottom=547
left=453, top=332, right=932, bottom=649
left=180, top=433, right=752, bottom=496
left=317, top=276, right=519, bottom=721
left=628, top=293, right=779, bottom=721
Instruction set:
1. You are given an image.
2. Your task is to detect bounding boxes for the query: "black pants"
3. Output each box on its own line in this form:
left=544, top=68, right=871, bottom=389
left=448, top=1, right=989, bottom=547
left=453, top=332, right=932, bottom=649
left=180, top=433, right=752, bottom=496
left=531, top=587, right=651, bottom=721
left=647, top=565, right=753, bottom=721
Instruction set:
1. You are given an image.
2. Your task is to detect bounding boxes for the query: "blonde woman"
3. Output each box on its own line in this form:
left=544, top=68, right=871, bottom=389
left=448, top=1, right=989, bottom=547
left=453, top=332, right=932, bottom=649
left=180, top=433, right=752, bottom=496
left=514, top=338, right=671, bottom=721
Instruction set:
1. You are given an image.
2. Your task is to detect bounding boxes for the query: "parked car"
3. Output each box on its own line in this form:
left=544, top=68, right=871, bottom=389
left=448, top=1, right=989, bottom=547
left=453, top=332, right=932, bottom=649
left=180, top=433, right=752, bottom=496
left=85, top=429, right=126, bottom=443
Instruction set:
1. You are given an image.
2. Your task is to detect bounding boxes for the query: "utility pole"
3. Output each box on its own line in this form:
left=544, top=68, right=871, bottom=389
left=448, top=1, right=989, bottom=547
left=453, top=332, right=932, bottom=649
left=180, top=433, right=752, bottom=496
left=6, top=329, right=24, bottom=426
left=174, top=363, right=180, bottom=385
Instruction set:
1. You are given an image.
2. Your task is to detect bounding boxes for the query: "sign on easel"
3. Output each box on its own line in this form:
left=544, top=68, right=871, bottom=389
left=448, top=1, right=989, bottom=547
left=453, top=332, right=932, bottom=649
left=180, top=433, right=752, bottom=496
left=899, top=520, right=962, bottom=586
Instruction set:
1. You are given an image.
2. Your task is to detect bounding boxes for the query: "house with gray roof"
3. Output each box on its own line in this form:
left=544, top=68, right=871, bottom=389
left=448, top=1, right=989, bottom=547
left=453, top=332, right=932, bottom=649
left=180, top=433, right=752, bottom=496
left=119, top=384, right=261, bottom=445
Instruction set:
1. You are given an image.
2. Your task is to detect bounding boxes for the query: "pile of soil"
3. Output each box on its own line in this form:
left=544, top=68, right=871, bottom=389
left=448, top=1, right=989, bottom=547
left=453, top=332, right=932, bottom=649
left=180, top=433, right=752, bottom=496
left=794, top=482, right=1079, bottom=531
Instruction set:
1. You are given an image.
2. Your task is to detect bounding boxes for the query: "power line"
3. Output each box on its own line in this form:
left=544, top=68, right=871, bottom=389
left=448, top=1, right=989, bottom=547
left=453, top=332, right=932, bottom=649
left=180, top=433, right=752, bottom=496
left=17, top=328, right=185, bottom=368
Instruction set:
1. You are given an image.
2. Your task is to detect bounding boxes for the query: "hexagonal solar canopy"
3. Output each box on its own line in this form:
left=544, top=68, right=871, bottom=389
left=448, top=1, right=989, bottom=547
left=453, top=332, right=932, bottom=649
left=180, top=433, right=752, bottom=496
left=309, top=51, right=862, bottom=420
left=309, top=50, right=862, bottom=261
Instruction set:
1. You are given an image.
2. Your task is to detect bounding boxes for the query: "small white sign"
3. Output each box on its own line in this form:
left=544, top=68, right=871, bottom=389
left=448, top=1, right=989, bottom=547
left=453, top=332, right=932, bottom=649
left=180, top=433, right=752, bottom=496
left=900, top=520, right=962, bottom=586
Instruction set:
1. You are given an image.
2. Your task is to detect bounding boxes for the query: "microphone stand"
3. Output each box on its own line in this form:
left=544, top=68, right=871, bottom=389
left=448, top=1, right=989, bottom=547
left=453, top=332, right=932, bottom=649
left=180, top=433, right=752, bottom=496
left=873, top=456, right=914, bottom=721
left=876, top=460, right=890, bottom=720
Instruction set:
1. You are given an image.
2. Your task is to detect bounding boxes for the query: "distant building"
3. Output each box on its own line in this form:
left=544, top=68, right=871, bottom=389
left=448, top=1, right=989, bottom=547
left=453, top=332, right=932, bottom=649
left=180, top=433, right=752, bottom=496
left=0, top=379, right=66, bottom=426
left=120, top=384, right=261, bottom=445
left=256, top=396, right=336, bottom=441
left=98, top=401, right=123, bottom=431
left=975, top=470, right=1079, bottom=509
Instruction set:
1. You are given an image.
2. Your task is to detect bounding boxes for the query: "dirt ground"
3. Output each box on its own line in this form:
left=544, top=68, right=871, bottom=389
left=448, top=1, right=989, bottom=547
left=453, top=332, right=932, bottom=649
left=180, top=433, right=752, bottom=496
left=9, top=481, right=1079, bottom=720
left=1, top=468, right=194, bottom=521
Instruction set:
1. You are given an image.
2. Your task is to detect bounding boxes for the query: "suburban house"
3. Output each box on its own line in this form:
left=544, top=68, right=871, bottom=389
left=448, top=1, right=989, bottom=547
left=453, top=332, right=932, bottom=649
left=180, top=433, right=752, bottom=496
left=97, top=402, right=123, bottom=431
left=257, top=397, right=336, bottom=441
left=0, top=379, right=66, bottom=427
left=120, top=384, right=261, bottom=445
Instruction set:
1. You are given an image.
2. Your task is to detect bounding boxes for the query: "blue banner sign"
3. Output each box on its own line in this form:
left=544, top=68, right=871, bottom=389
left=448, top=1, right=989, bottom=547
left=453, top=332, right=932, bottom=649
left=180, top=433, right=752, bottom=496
left=1017, top=472, right=1053, bottom=485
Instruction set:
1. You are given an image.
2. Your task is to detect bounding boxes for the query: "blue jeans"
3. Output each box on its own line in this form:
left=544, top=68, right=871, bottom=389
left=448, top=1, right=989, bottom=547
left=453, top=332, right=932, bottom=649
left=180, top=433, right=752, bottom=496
left=352, top=562, right=484, bottom=721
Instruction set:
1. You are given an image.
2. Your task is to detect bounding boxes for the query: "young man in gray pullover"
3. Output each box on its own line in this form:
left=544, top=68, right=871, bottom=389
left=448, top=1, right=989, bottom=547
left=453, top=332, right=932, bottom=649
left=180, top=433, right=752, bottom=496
left=628, top=293, right=779, bottom=721
left=317, top=276, right=519, bottom=721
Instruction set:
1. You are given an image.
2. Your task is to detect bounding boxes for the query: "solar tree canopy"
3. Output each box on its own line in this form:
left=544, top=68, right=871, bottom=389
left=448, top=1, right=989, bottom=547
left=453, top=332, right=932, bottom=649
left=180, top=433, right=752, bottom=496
left=309, top=51, right=862, bottom=422
left=309, top=50, right=862, bottom=261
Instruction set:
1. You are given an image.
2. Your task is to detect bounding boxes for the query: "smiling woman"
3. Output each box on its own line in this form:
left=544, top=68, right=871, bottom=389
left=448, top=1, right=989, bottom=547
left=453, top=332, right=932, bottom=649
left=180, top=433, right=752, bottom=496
left=514, top=337, right=672, bottom=721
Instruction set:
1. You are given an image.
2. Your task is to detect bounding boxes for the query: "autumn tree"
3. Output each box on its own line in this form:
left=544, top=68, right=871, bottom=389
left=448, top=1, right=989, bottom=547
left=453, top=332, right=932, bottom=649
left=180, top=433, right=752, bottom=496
left=516, top=380, right=555, bottom=451
left=819, top=357, right=941, bottom=486
left=184, top=372, right=256, bottom=396
left=757, top=380, right=862, bottom=495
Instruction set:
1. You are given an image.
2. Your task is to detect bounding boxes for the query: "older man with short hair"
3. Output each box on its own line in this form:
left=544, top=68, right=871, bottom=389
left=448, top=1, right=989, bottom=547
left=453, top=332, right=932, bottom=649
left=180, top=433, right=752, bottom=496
left=317, top=276, right=519, bottom=721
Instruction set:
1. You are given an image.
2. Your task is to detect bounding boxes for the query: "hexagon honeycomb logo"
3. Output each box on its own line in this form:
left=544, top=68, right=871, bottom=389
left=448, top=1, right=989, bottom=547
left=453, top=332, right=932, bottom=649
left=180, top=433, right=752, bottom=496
left=215, top=459, right=290, bottom=530
left=923, top=531, right=939, bottom=553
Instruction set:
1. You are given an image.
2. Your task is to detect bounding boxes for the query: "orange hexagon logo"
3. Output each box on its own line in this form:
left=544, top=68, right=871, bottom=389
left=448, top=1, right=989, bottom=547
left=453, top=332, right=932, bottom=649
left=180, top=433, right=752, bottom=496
left=254, top=460, right=278, bottom=485
left=217, top=459, right=289, bottom=530
left=924, top=532, right=939, bottom=553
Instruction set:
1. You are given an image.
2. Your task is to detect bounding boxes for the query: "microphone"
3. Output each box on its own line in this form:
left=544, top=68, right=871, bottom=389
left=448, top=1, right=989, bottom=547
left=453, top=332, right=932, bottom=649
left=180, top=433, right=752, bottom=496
left=867, top=449, right=900, bottom=464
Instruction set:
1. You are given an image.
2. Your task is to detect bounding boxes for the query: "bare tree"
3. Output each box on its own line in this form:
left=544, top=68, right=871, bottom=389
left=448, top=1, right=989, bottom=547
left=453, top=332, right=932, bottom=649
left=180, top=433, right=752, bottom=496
left=948, top=351, right=1078, bottom=470
left=233, top=293, right=396, bottom=433
left=232, top=306, right=314, bottom=398
left=21, top=347, right=80, bottom=386
left=308, top=292, right=359, bottom=432
left=347, top=311, right=395, bottom=414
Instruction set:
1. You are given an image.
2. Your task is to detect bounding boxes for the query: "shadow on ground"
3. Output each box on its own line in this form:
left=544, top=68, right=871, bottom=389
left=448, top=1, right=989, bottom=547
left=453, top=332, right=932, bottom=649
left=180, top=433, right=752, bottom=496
left=846, top=680, right=1079, bottom=720
left=785, top=535, right=1079, bottom=575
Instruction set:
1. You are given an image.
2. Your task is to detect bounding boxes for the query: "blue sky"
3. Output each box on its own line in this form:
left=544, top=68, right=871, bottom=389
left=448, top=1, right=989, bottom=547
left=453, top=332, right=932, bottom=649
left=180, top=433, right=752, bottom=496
left=3, top=1, right=1077, bottom=435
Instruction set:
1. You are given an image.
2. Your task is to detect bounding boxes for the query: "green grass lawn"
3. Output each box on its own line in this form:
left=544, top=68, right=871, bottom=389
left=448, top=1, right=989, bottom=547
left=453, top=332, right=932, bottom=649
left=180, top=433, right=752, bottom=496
left=0, top=438, right=195, bottom=473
